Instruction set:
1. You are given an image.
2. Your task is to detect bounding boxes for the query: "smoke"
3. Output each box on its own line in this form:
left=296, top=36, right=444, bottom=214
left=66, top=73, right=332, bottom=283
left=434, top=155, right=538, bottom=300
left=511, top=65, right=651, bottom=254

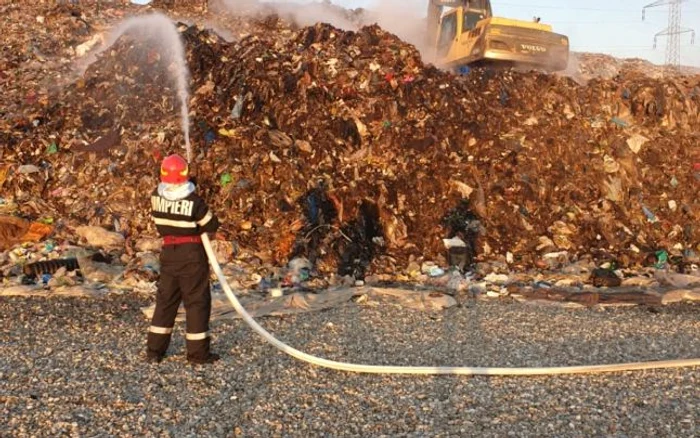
left=556, top=52, right=587, bottom=85
left=212, top=0, right=432, bottom=59
left=212, top=0, right=361, bottom=31
left=360, top=0, right=431, bottom=56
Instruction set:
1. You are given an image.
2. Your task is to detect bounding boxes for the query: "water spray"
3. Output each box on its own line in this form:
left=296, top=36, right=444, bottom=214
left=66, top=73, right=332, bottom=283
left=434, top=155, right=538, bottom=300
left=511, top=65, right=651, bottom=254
left=78, top=13, right=192, bottom=160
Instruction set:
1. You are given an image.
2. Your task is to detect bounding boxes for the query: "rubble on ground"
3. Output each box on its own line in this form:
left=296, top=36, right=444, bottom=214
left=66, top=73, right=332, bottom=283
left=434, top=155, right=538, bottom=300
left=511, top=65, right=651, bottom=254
left=2, top=2, right=700, bottom=307
left=572, top=52, right=700, bottom=82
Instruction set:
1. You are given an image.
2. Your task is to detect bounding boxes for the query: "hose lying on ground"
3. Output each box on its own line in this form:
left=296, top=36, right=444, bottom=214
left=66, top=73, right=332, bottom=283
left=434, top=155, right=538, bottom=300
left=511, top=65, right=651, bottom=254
left=201, top=233, right=700, bottom=376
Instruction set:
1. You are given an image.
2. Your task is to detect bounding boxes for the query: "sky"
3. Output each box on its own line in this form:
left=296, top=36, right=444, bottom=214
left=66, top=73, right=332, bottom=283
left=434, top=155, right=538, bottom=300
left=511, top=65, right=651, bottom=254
left=332, top=0, right=700, bottom=67
left=129, top=0, right=700, bottom=66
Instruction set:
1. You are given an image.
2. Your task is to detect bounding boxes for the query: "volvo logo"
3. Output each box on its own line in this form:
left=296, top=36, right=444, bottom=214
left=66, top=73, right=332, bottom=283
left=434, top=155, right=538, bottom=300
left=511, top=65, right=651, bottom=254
left=520, top=44, right=547, bottom=52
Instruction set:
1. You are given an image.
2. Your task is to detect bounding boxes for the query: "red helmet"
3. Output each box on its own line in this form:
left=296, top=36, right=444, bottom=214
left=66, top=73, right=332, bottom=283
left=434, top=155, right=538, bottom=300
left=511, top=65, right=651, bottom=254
left=160, top=154, right=189, bottom=184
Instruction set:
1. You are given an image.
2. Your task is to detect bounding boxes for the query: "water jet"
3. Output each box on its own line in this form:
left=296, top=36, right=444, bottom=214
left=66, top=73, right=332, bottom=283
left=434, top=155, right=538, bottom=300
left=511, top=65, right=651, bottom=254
left=77, top=12, right=192, bottom=160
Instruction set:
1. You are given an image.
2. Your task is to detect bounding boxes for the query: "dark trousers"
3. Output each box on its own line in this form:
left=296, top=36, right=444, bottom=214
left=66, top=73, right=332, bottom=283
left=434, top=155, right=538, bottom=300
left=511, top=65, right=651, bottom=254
left=147, top=244, right=212, bottom=360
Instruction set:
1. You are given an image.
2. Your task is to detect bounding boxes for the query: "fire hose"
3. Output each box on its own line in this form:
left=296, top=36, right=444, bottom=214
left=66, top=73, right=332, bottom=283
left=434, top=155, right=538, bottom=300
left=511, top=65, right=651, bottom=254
left=201, top=233, right=700, bottom=376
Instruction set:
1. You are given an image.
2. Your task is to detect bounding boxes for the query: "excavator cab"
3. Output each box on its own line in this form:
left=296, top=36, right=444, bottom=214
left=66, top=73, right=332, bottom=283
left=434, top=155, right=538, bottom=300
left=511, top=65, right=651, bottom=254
left=437, top=7, right=485, bottom=56
left=436, top=11, right=457, bottom=55
left=430, top=0, right=569, bottom=72
left=463, top=9, right=485, bottom=31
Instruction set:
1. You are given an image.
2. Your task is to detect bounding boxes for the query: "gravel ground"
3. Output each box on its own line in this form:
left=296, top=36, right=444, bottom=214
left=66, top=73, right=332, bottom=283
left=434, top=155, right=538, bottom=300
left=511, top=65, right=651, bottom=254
left=1, top=293, right=698, bottom=437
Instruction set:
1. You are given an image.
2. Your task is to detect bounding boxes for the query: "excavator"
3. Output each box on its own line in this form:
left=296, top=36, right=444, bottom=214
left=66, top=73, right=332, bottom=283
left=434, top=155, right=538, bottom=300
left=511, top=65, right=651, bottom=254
left=427, top=0, right=570, bottom=72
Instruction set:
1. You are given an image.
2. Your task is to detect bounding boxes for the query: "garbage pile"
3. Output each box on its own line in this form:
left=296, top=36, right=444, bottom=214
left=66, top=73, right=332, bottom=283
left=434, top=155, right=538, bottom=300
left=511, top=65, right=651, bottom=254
left=3, top=3, right=700, bottom=282
left=572, top=52, right=700, bottom=81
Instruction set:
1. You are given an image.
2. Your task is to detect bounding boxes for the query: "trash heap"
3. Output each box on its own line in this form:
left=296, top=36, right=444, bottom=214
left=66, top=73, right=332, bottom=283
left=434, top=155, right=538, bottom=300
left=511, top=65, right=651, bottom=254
left=572, top=52, right=700, bottom=81
left=3, top=5, right=700, bottom=280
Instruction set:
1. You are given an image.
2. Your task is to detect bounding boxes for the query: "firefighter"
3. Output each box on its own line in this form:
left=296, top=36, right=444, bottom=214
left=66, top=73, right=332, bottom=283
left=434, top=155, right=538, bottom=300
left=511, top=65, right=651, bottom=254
left=146, top=154, right=221, bottom=364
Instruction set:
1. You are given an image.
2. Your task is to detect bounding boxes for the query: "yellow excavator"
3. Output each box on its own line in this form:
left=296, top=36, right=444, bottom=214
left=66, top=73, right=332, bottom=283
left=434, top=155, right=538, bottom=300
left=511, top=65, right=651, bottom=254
left=428, top=0, right=569, bottom=72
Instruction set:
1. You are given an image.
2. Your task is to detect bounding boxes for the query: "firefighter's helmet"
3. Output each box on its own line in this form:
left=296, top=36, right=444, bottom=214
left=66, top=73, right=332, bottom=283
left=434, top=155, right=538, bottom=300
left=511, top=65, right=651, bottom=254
left=160, top=154, right=189, bottom=184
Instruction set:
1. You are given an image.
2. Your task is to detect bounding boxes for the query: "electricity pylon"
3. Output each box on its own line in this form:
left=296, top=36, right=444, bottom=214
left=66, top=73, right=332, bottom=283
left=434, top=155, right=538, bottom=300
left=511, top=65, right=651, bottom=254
left=643, top=0, right=696, bottom=72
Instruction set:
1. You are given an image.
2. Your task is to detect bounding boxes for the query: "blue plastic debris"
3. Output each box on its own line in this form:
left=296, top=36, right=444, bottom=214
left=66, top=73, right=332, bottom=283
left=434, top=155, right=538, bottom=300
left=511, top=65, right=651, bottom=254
left=499, top=89, right=509, bottom=106
left=683, top=249, right=697, bottom=260
left=204, top=130, right=216, bottom=145
left=610, top=117, right=629, bottom=128
left=307, top=194, right=320, bottom=224
left=642, top=205, right=658, bottom=223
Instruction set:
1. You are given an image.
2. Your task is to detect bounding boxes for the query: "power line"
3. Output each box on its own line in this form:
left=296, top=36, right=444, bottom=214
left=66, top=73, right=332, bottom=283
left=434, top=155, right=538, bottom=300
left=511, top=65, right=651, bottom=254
left=643, top=0, right=696, bottom=71
left=498, top=2, right=699, bottom=12
left=573, top=46, right=698, bottom=51
left=573, top=43, right=699, bottom=48
left=497, top=3, right=632, bottom=11
left=555, top=21, right=663, bottom=25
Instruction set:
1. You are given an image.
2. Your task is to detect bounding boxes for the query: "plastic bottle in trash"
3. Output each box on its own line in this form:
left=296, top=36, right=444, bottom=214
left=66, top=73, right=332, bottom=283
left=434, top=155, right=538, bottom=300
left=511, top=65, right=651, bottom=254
left=231, top=95, right=244, bottom=119
left=654, top=250, right=669, bottom=269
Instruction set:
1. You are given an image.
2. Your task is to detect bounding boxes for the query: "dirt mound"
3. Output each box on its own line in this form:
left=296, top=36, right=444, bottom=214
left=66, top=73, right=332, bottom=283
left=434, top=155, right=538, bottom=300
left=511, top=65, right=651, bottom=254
left=4, top=6, right=700, bottom=277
